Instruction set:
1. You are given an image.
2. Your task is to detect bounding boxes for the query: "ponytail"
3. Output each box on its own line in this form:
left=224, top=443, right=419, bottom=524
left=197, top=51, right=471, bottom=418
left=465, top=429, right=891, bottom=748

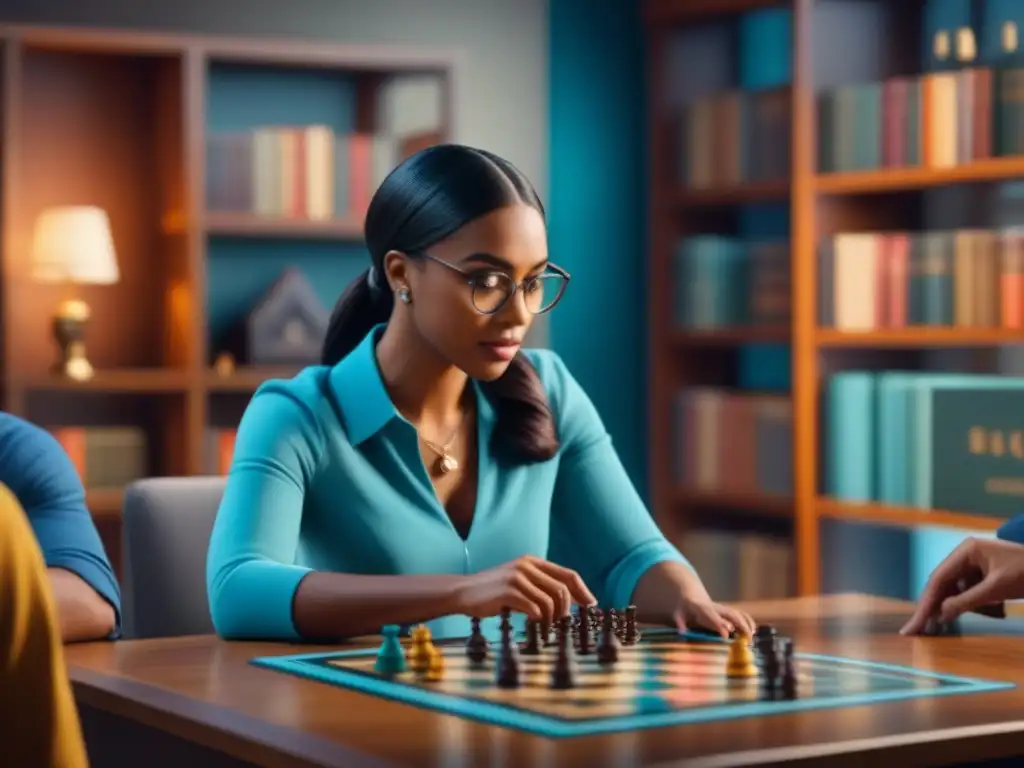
left=479, top=356, right=560, bottom=465
left=321, top=268, right=394, bottom=366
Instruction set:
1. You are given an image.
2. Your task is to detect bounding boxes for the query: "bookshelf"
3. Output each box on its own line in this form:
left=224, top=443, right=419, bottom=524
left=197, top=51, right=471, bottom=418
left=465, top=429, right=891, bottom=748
left=645, top=0, right=1024, bottom=598
left=0, top=24, right=455, bottom=570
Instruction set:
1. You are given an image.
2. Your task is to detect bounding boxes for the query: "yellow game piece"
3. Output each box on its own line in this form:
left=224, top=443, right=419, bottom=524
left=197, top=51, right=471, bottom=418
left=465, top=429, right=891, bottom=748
left=423, top=646, right=445, bottom=682
left=726, top=633, right=758, bottom=678
left=408, top=624, right=434, bottom=674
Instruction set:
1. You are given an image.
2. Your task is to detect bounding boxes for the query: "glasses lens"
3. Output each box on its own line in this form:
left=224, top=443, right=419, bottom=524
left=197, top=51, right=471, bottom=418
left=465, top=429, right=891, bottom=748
left=472, top=273, right=515, bottom=313
left=524, top=274, right=567, bottom=314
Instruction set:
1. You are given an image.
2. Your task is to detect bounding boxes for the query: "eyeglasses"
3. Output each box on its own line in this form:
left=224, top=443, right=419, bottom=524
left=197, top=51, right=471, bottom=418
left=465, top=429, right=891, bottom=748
left=418, top=252, right=570, bottom=315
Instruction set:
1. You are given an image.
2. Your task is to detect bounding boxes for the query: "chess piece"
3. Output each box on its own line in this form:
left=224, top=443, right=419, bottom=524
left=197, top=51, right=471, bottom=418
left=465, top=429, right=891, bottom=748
left=423, top=645, right=445, bottom=682
left=550, top=621, right=577, bottom=689
left=754, top=626, right=777, bottom=664
left=578, top=611, right=594, bottom=655
left=466, top=617, right=489, bottom=664
left=597, top=609, right=620, bottom=666
left=496, top=613, right=521, bottom=688
left=522, top=619, right=542, bottom=655
left=408, top=624, right=433, bottom=674
left=622, top=605, right=640, bottom=645
left=779, top=638, right=797, bottom=698
left=726, top=633, right=758, bottom=678
left=374, top=625, right=408, bottom=676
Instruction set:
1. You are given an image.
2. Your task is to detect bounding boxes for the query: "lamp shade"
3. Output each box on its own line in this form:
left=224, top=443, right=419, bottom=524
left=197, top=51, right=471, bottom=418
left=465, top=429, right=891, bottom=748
left=30, top=206, right=120, bottom=284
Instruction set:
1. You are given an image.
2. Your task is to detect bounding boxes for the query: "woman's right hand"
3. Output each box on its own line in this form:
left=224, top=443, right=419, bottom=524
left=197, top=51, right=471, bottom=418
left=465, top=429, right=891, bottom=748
left=452, top=555, right=597, bottom=623
left=901, top=537, right=1024, bottom=635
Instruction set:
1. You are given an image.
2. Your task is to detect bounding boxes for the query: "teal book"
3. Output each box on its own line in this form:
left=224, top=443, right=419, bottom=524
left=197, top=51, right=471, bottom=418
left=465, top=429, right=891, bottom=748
left=826, top=372, right=876, bottom=501
left=930, top=387, right=1024, bottom=517
left=908, top=375, right=1024, bottom=509
left=854, top=82, right=882, bottom=170
left=877, top=372, right=916, bottom=504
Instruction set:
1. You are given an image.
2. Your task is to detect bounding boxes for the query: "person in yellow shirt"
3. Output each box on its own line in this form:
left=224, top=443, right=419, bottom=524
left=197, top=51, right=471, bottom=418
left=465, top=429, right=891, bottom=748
left=0, top=481, right=89, bottom=767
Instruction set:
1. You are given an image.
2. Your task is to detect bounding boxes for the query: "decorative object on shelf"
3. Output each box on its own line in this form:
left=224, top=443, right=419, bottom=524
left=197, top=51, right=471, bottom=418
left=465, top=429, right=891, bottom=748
left=29, top=206, right=120, bottom=382
left=225, top=268, right=329, bottom=365
left=213, top=352, right=236, bottom=377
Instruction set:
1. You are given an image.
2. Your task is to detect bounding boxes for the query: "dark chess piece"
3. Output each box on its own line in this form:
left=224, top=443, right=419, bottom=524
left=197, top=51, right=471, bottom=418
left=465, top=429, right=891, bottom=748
left=496, top=617, right=521, bottom=688
left=550, top=620, right=577, bottom=689
left=466, top=617, right=489, bottom=664
left=521, top=619, right=542, bottom=655
left=609, top=608, right=621, bottom=639
left=754, top=626, right=777, bottom=664
left=622, top=605, right=640, bottom=645
left=578, top=611, right=594, bottom=655
left=779, top=637, right=797, bottom=699
left=597, top=608, right=620, bottom=666
left=541, top=619, right=554, bottom=646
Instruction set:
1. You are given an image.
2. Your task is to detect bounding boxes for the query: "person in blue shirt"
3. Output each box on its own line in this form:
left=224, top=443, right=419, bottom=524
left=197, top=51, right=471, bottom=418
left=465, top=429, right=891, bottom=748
left=0, top=412, right=120, bottom=642
left=206, top=143, right=756, bottom=643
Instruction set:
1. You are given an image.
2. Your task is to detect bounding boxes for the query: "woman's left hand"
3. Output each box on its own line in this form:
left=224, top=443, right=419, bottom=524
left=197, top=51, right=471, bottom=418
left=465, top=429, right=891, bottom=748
left=674, top=596, right=756, bottom=639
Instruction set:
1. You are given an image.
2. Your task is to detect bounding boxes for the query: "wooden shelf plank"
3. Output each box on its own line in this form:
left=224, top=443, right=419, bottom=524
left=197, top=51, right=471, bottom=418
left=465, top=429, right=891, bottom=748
left=205, top=212, right=364, bottom=240
left=207, top=367, right=301, bottom=392
left=817, top=498, right=1006, bottom=532
left=672, top=180, right=790, bottom=207
left=673, top=327, right=790, bottom=346
left=86, top=488, right=124, bottom=520
left=816, top=328, right=1024, bottom=347
left=816, top=158, right=1024, bottom=195
left=645, top=0, right=788, bottom=24
left=674, top=488, right=793, bottom=518
left=16, top=369, right=191, bottom=394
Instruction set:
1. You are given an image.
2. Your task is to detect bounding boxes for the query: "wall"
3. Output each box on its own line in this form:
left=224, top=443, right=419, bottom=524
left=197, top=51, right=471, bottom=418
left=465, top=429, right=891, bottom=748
left=547, top=0, right=649, bottom=497
left=1, top=0, right=552, bottom=344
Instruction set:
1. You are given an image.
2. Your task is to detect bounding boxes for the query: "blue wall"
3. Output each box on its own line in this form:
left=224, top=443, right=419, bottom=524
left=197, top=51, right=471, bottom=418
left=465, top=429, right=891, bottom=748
left=548, top=0, right=649, bottom=499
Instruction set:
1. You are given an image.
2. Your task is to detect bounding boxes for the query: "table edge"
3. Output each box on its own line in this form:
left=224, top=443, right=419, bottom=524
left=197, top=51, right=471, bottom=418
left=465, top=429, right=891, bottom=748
left=69, top=665, right=394, bottom=768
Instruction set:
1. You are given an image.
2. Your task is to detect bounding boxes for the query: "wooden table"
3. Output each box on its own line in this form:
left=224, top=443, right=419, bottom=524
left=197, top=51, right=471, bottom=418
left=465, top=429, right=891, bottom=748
left=65, top=594, right=1024, bottom=768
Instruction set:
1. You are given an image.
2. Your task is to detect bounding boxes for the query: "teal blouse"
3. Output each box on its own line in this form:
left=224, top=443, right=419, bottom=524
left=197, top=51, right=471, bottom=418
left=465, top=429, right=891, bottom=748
left=206, top=325, right=692, bottom=641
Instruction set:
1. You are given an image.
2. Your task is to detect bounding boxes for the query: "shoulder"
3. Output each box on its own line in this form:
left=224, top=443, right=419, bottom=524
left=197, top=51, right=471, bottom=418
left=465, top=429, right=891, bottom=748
left=518, top=349, right=606, bottom=448
left=236, top=366, right=331, bottom=466
left=0, top=412, right=83, bottom=509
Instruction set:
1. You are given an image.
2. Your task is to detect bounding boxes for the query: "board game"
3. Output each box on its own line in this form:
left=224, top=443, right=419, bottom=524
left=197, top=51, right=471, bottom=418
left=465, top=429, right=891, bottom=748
left=251, top=610, right=1015, bottom=739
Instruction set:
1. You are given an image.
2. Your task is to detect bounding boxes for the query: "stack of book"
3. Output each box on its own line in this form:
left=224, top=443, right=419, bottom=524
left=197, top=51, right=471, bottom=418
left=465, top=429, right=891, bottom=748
left=672, top=387, right=793, bottom=499
left=673, top=236, right=791, bottom=329
left=205, top=125, right=402, bottom=220
left=678, top=86, right=791, bottom=187
left=817, top=63, right=1023, bottom=173
left=818, top=227, right=1024, bottom=330
left=825, top=371, right=1024, bottom=518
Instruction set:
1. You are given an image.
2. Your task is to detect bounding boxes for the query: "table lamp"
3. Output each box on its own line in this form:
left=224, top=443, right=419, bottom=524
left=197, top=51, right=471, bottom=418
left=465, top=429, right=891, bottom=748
left=29, top=206, right=120, bottom=381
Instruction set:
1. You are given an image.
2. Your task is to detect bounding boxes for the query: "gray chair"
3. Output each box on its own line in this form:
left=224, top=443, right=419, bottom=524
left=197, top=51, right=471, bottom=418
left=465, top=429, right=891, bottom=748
left=120, top=476, right=226, bottom=639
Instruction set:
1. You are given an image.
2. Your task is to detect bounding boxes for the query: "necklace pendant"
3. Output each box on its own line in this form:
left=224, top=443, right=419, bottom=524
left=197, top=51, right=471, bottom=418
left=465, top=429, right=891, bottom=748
left=438, top=453, right=459, bottom=474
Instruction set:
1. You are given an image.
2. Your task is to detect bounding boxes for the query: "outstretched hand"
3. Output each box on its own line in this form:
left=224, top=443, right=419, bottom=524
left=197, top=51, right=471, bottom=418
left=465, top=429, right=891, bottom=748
left=901, top=537, right=1024, bottom=635
left=674, top=597, right=756, bottom=639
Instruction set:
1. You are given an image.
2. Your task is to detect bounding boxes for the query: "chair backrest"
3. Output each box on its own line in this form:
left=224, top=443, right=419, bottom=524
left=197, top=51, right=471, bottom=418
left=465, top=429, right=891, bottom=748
left=120, top=476, right=226, bottom=639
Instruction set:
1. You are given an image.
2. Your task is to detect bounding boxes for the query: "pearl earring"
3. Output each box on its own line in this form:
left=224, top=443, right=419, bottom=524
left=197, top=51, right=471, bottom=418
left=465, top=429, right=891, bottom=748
left=398, top=287, right=411, bottom=304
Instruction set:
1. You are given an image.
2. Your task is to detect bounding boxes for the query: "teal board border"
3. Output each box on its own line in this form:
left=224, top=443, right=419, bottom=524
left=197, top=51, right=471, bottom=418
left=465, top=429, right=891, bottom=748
left=250, top=630, right=1015, bottom=739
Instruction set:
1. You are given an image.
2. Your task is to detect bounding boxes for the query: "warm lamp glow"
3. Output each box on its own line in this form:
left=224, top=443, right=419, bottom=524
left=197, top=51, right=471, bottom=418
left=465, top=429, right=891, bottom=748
left=30, top=206, right=120, bottom=284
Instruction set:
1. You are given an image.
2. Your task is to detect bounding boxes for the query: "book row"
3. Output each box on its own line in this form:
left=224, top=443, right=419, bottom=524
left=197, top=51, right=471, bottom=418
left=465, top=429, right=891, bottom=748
left=676, top=528, right=793, bottom=604
left=818, top=64, right=1021, bottom=174
left=672, top=388, right=793, bottom=499
left=673, top=236, right=790, bottom=329
left=205, top=125, right=401, bottom=221
left=819, top=228, right=1024, bottom=331
left=677, top=86, right=790, bottom=189
left=825, top=370, right=1024, bottom=519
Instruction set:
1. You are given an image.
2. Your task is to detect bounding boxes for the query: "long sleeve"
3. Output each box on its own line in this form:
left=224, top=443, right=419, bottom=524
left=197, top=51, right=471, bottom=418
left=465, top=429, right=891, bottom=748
left=0, top=415, right=121, bottom=637
left=540, top=352, right=692, bottom=608
left=206, top=383, right=325, bottom=640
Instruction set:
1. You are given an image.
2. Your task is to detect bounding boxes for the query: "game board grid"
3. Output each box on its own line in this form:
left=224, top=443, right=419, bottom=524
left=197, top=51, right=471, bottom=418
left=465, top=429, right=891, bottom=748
left=250, top=632, right=1016, bottom=739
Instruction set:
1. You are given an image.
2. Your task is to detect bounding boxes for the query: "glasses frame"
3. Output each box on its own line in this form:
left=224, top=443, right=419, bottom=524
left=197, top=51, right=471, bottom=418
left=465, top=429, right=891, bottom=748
left=416, top=251, right=571, bottom=316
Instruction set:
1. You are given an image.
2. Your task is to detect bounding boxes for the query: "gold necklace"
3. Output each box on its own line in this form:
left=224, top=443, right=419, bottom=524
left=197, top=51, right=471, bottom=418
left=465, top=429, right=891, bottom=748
left=421, top=410, right=466, bottom=475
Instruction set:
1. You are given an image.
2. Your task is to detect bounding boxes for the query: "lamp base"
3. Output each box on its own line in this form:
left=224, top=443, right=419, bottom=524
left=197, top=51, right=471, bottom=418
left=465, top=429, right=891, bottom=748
left=52, top=299, right=95, bottom=382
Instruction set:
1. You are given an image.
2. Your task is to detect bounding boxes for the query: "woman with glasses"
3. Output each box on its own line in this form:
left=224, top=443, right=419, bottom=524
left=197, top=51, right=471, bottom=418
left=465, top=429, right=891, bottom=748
left=206, top=144, right=755, bottom=643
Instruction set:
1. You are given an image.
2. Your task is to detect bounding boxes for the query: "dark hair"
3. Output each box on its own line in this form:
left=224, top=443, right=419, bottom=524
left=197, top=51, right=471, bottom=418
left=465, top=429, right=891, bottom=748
left=322, top=143, right=559, bottom=464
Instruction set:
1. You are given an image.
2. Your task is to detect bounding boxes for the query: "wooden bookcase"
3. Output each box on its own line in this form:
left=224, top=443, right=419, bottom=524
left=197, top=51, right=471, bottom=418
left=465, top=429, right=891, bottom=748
left=0, top=24, right=455, bottom=569
left=645, top=0, right=1023, bottom=597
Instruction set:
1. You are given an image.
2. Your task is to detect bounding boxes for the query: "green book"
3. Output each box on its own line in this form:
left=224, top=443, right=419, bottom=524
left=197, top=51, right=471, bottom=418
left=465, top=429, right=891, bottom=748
left=929, top=387, right=1024, bottom=518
